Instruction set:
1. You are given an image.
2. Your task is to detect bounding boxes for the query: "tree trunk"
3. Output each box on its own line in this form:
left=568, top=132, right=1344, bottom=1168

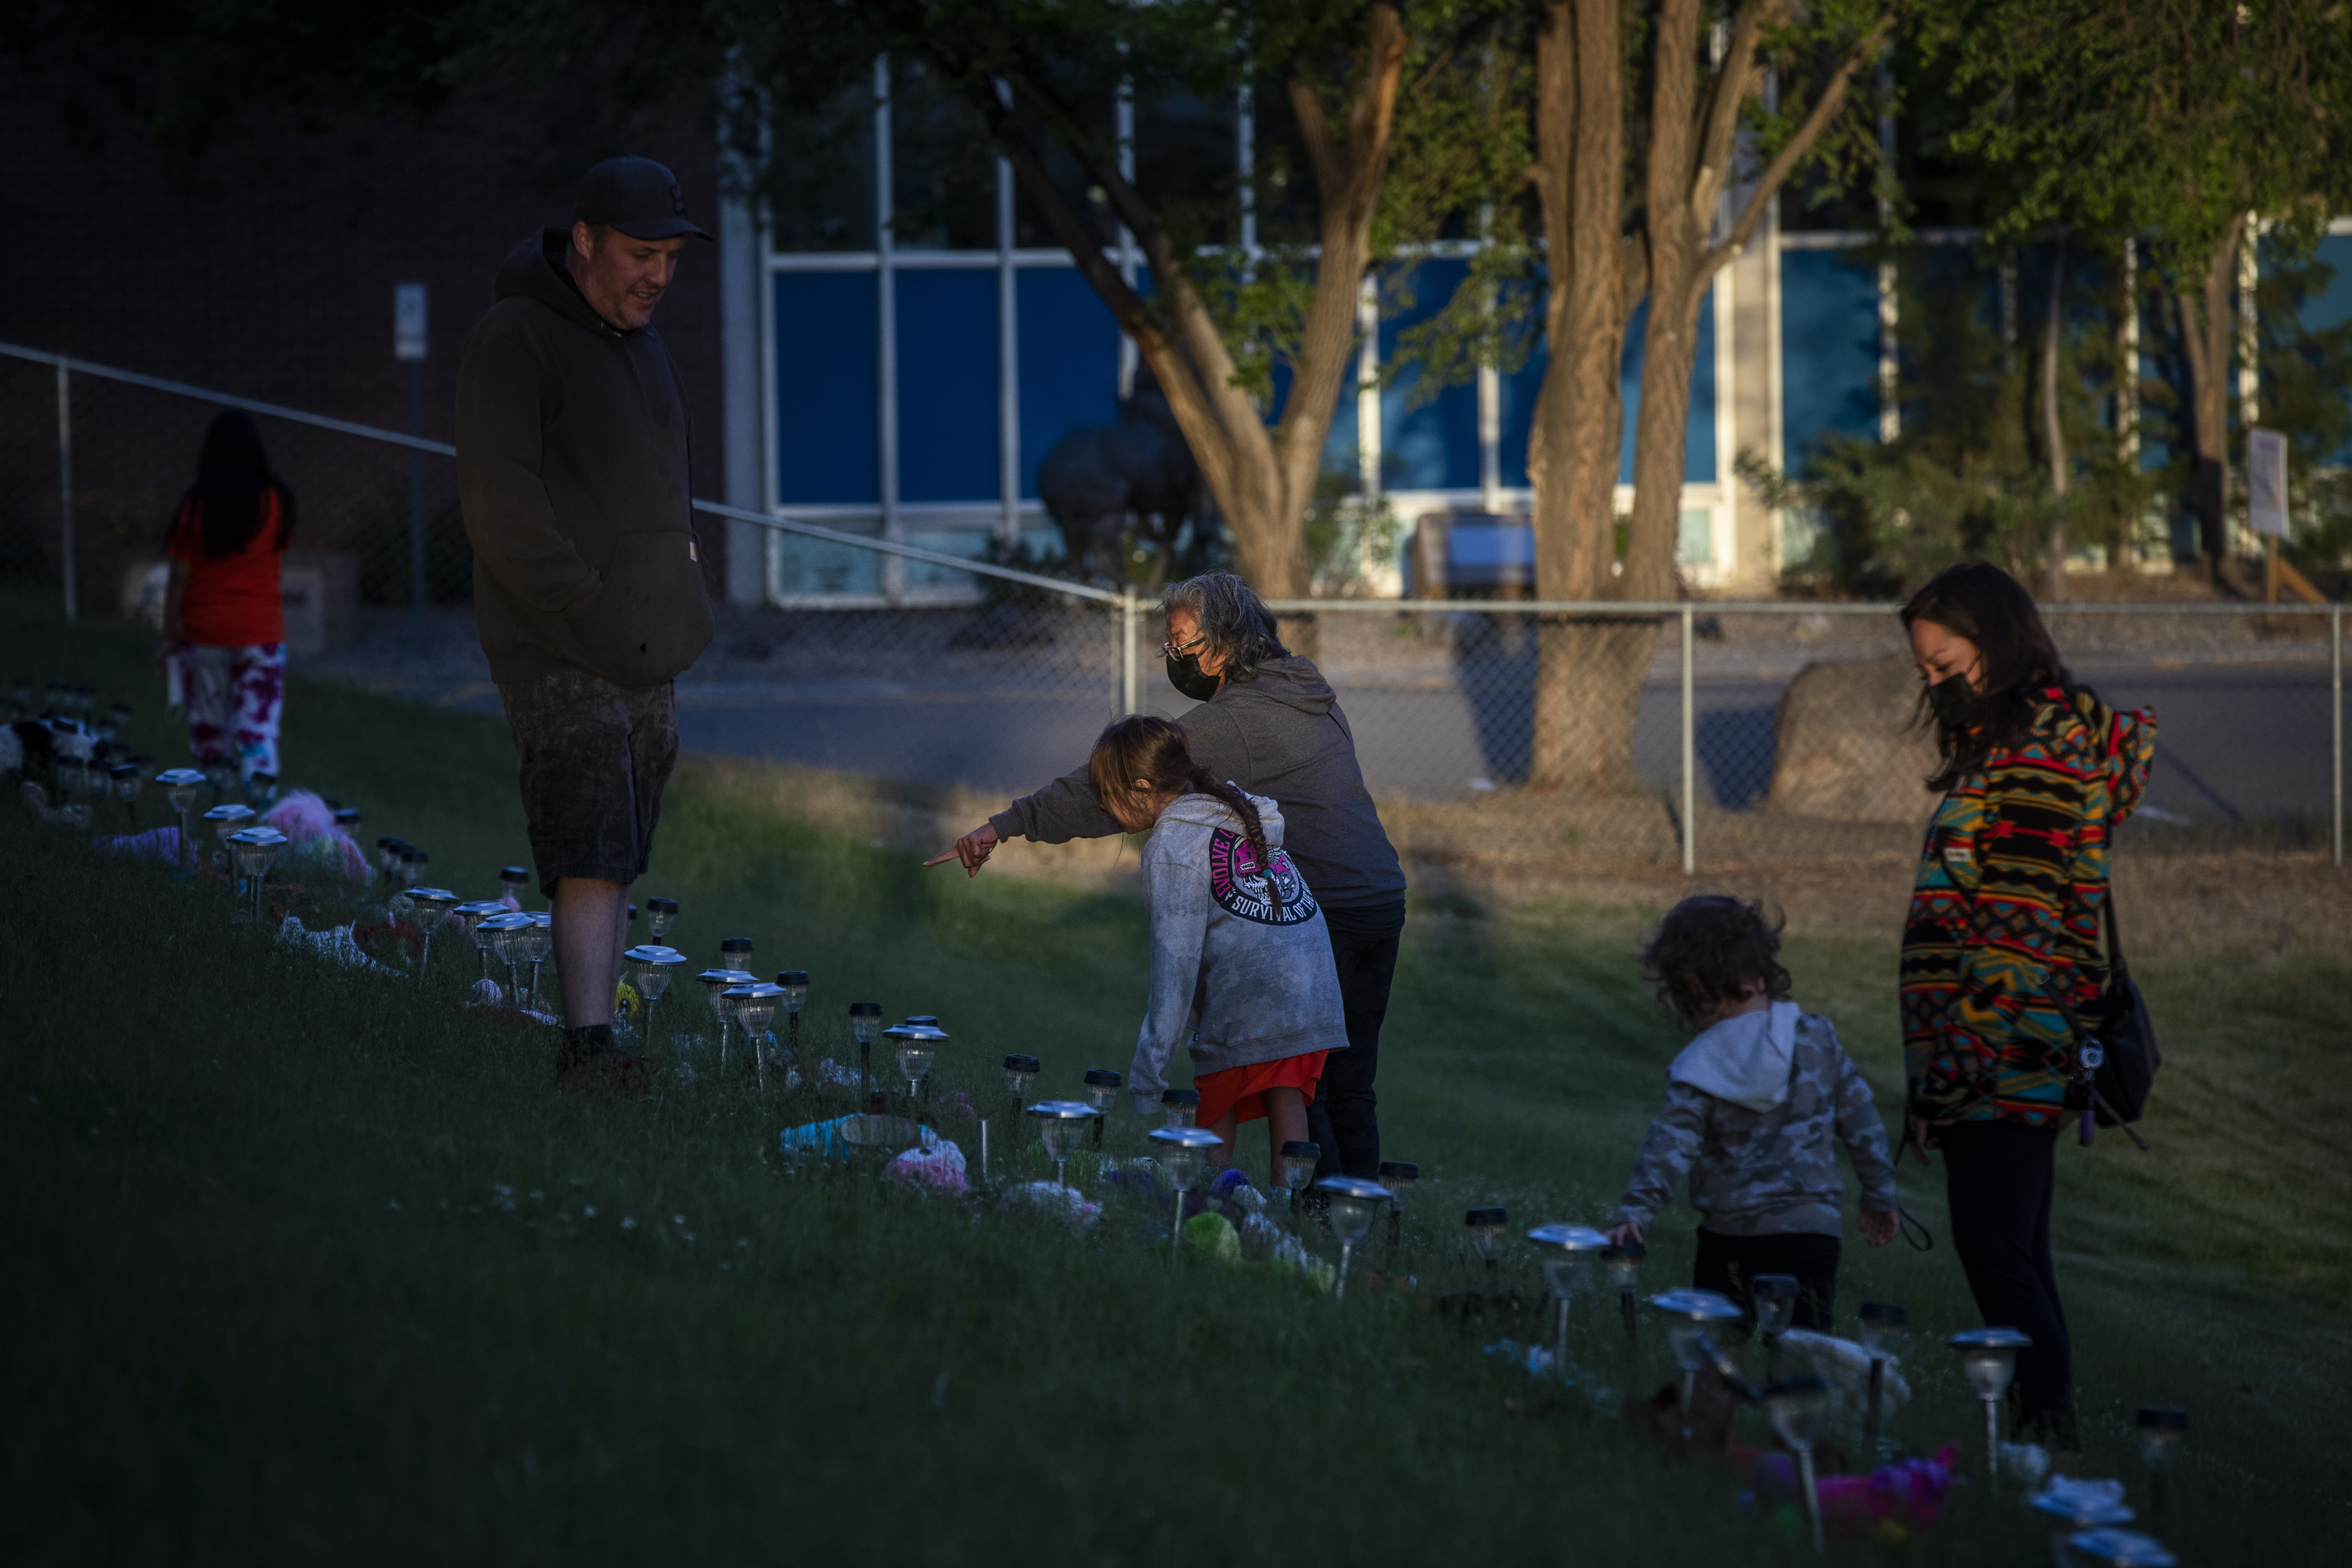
left=2175, top=217, right=2243, bottom=582
left=1526, top=0, right=1634, bottom=792
left=2042, top=224, right=2070, bottom=600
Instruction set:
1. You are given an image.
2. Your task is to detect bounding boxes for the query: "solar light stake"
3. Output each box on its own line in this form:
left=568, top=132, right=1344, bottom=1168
left=498, top=865, right=530, bottom=906
left=696, top=967, right=755, bottom=1070
left=1083, top=1069, right=1122, bottom=1149
left=1147, top=1126, right=1224, bottom=1261
left=624, top=946, right=685, bottom=1050
left=2135, top=1407, right=2186, bottom=1516
left=1859, top=1303, right=1907, bottom=1458
left=452, top=901, right=507, bottom=984
left=1465, top=1208, right=1509, bottom=1282
left=1527, top=1224, right=1611, bottom=1376
left=849, top=1003, right=883, bottom=1096
left=728, top=982, right=786, bottom=1087
left=1751, top=1274, right=1800, bottom=1383
left=159, top=769, right=204, bottom=874
left=1160, top=1089, right=1199, bottom=1129
left=404, top=888, right=457, bottom=977
left=1653, top=1289, right=1745, bottom=1441
left=777, top=971, right=809, bottom=1049
left=1032, top=1101, right=1096, bottom=1193
left=1280, top=1142, right=1320, bottom=1214
left=1603, top=1241, right=1646, bottom=1353
left=479, top=911, right=535, bottom=1002
left=1003, top=1054, right=1040, bottom=1124
left=885, top=1024, right=947, bottom=1119
left=1949, top=1328, right=2032, bottom=1497
left=523, top=912, right=552, bottom=1012
left=1765, top=1376, right=1832, bottom=1553
left=1376, top=1161, right=1417, bottom=1264
left=1317, top=1177, right=1390, bottom=1303
left=645, top=897, right=677, bottom=941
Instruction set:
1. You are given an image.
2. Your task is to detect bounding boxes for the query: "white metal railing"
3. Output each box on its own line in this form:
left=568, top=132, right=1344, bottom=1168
left=3, top=339, right=2340, bottom=868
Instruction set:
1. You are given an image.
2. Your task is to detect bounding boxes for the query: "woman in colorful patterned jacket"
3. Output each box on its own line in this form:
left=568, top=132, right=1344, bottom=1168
left=1897, top=562, right=2155, bottom=1455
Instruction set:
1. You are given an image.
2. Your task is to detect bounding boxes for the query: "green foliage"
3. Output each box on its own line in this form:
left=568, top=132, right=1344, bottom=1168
left=1302, top=458, right=1404, bottom=596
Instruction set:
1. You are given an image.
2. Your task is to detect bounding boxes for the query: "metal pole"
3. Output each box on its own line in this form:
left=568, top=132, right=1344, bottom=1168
left=1680, top=603, right=1696, bottom=875
left=1122, top=584, right=1139, bottom=715
left=2333, top=602, right=2343, bottom=868
left=56, top=363, right=75, bottom=624
left=409, top=358, right=427, bottom=619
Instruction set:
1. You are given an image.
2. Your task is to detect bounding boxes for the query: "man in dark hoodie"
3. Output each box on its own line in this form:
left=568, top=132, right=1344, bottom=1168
left=936, top=572, right=1406, bottom=1177
left=457, top=156, right=715, bottom=1081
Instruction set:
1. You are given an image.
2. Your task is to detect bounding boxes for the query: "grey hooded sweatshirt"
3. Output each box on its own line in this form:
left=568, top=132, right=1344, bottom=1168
left=1126, top=791, right=1349, bottom=1114
left=990, top=655, right=1405, bottom=912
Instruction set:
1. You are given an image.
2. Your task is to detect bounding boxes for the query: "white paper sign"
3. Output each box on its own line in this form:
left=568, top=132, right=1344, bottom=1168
left=394, top=282, right=428, bottom=362
left=2247, top=426, right=2288, bottom=537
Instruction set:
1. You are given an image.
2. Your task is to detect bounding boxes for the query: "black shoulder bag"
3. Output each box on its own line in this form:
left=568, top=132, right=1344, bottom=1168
left=2054, top=898, right=2160, bottom=1150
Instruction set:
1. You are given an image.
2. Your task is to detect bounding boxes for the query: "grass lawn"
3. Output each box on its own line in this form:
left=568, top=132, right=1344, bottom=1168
left=3, top=595, right=2346, bottom=1565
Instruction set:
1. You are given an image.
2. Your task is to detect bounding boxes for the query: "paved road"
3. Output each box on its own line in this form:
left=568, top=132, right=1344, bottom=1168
left=417, top=659, right=2337, bottom=826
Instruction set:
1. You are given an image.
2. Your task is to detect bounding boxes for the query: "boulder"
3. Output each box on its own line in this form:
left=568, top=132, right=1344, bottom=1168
left=1766, top=654, right=1942, bottom=824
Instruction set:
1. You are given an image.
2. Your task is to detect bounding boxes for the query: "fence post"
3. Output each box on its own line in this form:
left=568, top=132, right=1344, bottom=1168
left=2333, top=601, right=2343, bottom=868
left=409, top=357, right=427, bottom=620
left=1122, top=584, right=1139, bottom=715
left=1681, top=603, right=1695, bottom=876
left=56, top=362, right=75, bottom=625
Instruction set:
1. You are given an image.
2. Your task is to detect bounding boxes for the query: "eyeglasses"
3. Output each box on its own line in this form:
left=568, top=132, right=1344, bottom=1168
left=1160, top=631, right=1208, bottom=659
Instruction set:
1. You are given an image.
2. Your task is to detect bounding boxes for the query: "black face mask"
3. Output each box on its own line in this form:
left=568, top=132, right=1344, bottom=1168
left=1166, top=650, right=1222, bottom=703
left=1926, top=672, right=1985, bottom=731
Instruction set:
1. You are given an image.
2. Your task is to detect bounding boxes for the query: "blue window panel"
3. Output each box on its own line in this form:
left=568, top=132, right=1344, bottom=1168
left=1380, top=259, right=1481, bottom=491
left=1780, top=249, right=1881, bottom=469
left=903, top=524, right=992, bottom=591
left=896, top=269, right=999, bottom=504
left=2296, top=235, right=2352, bottom=465
left=1497, top=296, right=1548, bottom=490
left=1617, top=287, right=1719, bottom=483
left=1016, top=268, right=1121, bottom=501
left=1323, top=353, right=1360, bottom=475
left=770, top=526, right=882, bottom=598
left=774, top=272, right=879, bottom=505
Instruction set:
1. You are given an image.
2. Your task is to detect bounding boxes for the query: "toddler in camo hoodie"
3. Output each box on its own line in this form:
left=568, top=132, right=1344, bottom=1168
left=1608, top=896, right=1900, bottom=1333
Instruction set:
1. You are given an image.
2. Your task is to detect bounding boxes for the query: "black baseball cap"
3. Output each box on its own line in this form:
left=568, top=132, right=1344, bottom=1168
left=575, top=157, right=710, bottom=241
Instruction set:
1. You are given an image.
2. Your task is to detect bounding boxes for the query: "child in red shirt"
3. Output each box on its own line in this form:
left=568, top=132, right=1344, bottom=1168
left=158, top=411, right=295, bottom=782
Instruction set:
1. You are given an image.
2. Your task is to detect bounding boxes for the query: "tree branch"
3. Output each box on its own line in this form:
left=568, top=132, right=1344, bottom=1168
left=1706, top=11, right=1895, bottom=280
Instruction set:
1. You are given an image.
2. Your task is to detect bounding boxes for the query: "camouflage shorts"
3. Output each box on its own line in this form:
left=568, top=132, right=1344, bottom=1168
left=497, top=669, right=678, bottom=897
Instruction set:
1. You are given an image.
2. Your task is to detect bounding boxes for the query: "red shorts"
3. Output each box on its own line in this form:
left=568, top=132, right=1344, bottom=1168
left=1194, top=1051, right=1327, bottom=1128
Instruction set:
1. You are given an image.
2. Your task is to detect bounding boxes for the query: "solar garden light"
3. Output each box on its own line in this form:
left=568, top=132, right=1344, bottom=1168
left=1083, top=1069, right=1122, bottom=1149
left=158, top=768, right=204, bottom=872
left=2135, top=1407, right=2187, bottom=1516
left=777, top=972, right=809, bottom=1047
left=1161, top=1088, right=1200, bottom=1129
left=204, top=802, right=255, bottom=869
left=479, top=912, right=535, bottom=1002
left=624, top=946, right=686, bottom=1046
left=1003, top=1054, right=1040, bottom=1121
left=523, top=911, right=553, bottom=1011
left=696, top=966, right=756, bottom=1070
left=246, top=771, right=277, bottom=805
left=645, top=897, right=678, bottom=941
left=226, top=826, right=287, bottom=924
left=719, top=937, right=753, bottom=980
left=1147, top=1125, right=1225, bottom=1259
left=727, top=982, right=787, bottom=1086
left=848, top=1002, right=884, bottom=1092
left=2033, top=1478, right=2137, bottom=1564
left=1652, top=1288, right=1745, bottom=1440
left=1465, top=1207, right=1509, bottom=1281
left=1377, top=1160, right=1418, bottom=1262
left=1603, top=1241, right=1646, bottom=1352
left=376, top=837, right=401, bottom=880
left=498, top=865, right=530, bottom=905
left=452, top=901, right=508, bottom=984
left=1527, top=1224, right=1611, bottom=1375
left=1858, top=1303, right=1907, bottom=1458
left=400, top=848, right=425, bottom=888
left=2061, top=1529, right=2177, bottom=1568
left=1764, top=1375, right=1833, bottom=1553
left=1268, top=1140, right=1320, bottom=1213
left=1316, top=1176, right=1390, bottom=1303
left=403, top=888, right=457, bottom=976
left=886, top=1023, right=948, bottom=1116
left=1033, top=1100, right=1097, bottom=1193
left=109, top=762, right=140, bottom=826
left=1948, top=1327, right=2033, bottom=1497
left=333, top=807, right=360, bottom=834
left=1751, top=1274, right=1801, bottom=1381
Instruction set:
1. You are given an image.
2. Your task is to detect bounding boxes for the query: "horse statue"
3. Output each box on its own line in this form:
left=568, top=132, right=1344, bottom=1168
left=1035, top=366, right=1215, bottom=588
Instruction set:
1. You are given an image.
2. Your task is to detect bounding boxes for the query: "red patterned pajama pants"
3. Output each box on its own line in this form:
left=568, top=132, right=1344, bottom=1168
left=181, top=642, right=286, bottom=780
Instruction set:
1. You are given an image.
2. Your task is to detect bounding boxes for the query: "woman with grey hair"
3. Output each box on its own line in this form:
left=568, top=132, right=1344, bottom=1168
left=932, top=571, right=1406, bottom=1179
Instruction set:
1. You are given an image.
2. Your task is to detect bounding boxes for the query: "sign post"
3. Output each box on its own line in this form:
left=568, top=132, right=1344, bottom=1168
left=394, top=282, right=428, bottom=619
left=2247, top=426, right=2287, bottom=603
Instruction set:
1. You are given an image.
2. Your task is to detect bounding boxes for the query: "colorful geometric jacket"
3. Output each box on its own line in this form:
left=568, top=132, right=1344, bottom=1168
left=1900, top=686, right=2157, bottom=1129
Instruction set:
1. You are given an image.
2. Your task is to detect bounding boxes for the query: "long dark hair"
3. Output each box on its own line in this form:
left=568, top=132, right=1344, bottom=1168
left=1089, top=714, right=1282, bottom=915
left=1900, top=562, right=2073, bottom=792
left=180, top=410, right=294, bottom=559
left=1640, top=895, right=1793, bottom=1032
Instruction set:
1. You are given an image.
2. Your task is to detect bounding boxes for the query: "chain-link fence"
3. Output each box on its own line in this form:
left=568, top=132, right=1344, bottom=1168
left=4, top=339, right=2343, bottom=869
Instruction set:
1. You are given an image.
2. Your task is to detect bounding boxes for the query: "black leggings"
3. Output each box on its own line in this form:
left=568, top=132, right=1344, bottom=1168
left=1305, top=899, right=1405, bottom=1179
left=1692, top=1229, right=1841, bottom=1335
left=1942, top=1121, right=2078, bottom=1449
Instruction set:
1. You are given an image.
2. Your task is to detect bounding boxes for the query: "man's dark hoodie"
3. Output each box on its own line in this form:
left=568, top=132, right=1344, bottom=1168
left=457, top=229, right=713, bottom=687
left=989, top=656, right=1405, bottom=909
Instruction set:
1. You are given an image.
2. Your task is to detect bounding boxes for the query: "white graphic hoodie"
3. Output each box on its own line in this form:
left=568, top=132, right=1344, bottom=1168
left=1127, top=790, right=1349, bottom=1113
